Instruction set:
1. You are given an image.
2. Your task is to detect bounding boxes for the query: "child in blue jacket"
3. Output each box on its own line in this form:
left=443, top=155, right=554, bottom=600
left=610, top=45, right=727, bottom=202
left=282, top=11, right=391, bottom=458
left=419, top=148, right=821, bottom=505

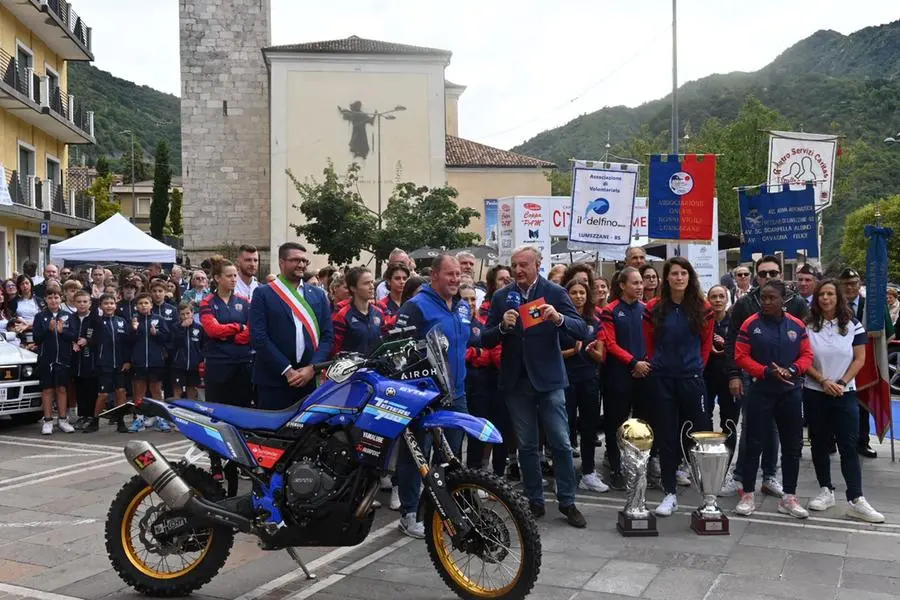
left=170, top=302, right=204, bottom=400
left=34, top=286, right=78, bottom=435
left=84, top=293, right=132, bottom=433
left=128, top=292, right=172, bottom=432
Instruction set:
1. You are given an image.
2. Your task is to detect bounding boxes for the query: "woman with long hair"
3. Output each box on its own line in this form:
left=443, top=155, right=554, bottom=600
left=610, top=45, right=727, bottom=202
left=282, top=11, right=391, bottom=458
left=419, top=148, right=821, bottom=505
left=11, top=275, right=47, bottom=329
left=594, top=277, right=610, bottom=311
left=481, top=265, right=512, bottom=320
left=704, top=284, right=737, bottom=452
left=640, top=265, right=660, bottom=301
left=644, top=257, right=714, bottom=516
left=4, top=279, right=18, bottom=305
left=561, top=278, right=607, bottom=492
left=734, top=280, right=813, bottom=519
left=803, top=279, right=883, bottom=522
left=399, top=275, right=427, bottom=306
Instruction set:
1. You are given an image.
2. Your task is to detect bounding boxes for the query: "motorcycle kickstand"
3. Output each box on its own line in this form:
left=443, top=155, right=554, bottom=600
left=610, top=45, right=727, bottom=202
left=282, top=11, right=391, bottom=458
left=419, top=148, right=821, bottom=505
left=285, top=547, right=317, bottom=580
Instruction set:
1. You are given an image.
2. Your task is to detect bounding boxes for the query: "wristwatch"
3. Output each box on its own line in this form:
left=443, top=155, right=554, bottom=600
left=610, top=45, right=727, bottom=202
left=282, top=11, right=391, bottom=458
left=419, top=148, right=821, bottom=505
left=836, top=378, right=847, bottom=386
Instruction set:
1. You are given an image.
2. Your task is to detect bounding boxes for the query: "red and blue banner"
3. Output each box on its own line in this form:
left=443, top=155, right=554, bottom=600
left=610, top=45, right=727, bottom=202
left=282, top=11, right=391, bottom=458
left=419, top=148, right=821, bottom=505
left=648, top=154, right=716, bottom=242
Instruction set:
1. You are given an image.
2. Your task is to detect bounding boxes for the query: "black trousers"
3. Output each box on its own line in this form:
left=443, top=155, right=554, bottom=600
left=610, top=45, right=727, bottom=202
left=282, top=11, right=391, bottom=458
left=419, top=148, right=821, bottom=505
left=204, top=362, right=252, bottom=407
left=704, top=363, right=739, bottom=452
left=859, top=404, right=872, bottom=447
left=651, top=374, right=710, bottom=494
left=603, top=372, right=651, bottom=475
left=74, top=375, right=98, bottom=417
left=566, top=377, right=600, bottom=473
left=465, top=366, right=494, bottom=470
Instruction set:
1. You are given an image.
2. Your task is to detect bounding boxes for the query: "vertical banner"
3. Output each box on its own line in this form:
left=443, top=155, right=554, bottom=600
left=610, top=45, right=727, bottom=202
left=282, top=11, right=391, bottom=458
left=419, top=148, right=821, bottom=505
left=568, top=161, right=638, bottom=249
left=0, top=166, right=11, bottom=206
left=648, top=154, right=716, bottom=242
left=512, top=197, right=551, bottom=277
left=767, top=130, right=837, bottom=211
left=497, top=197, right=515, bottom=265
left=483, top=199, right=498, bottom=249
left=738, top=183, right=818, bottom=261
left=864, top=225, right=892, bottom=333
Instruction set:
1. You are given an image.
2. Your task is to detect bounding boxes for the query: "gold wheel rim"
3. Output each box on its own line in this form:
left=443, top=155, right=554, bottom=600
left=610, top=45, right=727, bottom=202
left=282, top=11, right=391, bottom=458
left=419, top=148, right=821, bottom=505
left=431, top=484, right=524, bottom=598
left=120, top=485, right=213, bottom=579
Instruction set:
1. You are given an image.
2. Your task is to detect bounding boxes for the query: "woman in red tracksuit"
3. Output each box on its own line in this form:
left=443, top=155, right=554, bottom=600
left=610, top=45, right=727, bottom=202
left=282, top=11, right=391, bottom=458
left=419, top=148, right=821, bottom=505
left=462, top=283, right=501, bottom=472
left=377, top=264, right=409, bottom=330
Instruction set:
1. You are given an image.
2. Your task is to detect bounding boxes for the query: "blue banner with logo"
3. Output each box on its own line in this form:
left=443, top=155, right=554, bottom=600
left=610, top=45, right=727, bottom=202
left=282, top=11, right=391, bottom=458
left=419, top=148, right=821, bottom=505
left=864, top=224, right=892, bottom=333
left=738, top=183, right=817, bottom=261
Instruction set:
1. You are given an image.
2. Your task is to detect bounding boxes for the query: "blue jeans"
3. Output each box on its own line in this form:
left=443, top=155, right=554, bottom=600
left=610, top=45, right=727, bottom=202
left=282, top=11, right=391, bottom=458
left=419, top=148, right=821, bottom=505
left=396, top=394, right=468, bottom=516
left=733, top=376, right=779, bottom=483
left=505, top=377, right=577, bottom=508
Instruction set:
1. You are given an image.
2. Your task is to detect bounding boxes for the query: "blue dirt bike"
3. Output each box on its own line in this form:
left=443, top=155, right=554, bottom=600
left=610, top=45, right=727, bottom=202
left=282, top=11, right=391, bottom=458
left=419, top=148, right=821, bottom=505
left=104, top=326, right=541, bottom=599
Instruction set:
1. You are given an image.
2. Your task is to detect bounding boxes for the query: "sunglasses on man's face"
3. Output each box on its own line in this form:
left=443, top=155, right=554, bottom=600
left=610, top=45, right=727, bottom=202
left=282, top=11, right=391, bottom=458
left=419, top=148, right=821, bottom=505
left=757, top=270, right=781, bottom=278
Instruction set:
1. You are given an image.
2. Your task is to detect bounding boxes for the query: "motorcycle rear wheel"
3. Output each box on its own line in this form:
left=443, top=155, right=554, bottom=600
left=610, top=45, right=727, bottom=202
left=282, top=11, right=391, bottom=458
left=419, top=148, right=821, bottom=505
left=105, top=464, right=235, bottom=597
left=424, top=467, right=541, bottom=599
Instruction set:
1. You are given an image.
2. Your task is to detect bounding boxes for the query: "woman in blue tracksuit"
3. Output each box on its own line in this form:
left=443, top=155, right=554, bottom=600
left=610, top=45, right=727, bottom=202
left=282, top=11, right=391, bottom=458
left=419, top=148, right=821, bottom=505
left=734, top=280, right=814, bottom=519
left=331, top=267, right=385, bottom=356
left=561, top=278, right=606, bottom=493
left=199, top=257, right=252, bottom=406
left=643, top=257, right=715, bottom=517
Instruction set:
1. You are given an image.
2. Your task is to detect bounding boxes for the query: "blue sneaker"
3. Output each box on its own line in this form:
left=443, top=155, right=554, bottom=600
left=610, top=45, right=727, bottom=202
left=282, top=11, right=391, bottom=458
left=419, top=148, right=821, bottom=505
left=155, top=419, right=172, bottom=433
left=127, top=416, right=146, bottom=433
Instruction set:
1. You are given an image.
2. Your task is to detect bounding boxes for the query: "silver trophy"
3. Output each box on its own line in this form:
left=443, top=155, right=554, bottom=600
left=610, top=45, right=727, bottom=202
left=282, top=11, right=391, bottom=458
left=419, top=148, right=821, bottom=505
left=681, top=422, right=733, bottom=535
left=616, top=418, right=658, bottom=537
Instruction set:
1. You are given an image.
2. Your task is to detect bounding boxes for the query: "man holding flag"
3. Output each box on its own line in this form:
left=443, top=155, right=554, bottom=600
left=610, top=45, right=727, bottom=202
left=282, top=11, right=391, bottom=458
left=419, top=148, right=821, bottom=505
left=250, top=242, right=334, bottom=410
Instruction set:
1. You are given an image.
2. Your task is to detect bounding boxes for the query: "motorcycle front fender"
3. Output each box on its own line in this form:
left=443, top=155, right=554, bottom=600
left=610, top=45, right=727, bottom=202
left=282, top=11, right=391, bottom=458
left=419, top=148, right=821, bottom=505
left=421, top=410, right=503, bottom=444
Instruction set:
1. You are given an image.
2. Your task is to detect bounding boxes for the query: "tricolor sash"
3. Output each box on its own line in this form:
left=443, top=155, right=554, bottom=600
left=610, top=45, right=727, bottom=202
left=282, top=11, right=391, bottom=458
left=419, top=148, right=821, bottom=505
left=270, top=276, right=320, bottom=352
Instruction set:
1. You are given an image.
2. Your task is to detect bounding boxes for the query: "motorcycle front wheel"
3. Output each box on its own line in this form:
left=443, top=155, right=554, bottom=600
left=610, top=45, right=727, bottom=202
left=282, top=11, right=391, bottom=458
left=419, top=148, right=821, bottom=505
left=424, top=467, right=541, bottom=599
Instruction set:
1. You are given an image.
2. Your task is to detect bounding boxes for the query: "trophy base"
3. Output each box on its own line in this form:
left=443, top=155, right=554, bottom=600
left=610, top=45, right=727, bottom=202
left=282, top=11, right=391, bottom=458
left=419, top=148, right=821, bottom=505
left=690, top=509, right=729, bottom=536
left=617, top=511, right=659, bottom=537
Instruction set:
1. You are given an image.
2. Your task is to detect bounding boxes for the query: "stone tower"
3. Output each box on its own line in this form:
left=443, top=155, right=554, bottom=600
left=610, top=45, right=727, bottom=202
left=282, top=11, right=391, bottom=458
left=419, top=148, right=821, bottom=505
left=179, top=0, right=271, bottom=265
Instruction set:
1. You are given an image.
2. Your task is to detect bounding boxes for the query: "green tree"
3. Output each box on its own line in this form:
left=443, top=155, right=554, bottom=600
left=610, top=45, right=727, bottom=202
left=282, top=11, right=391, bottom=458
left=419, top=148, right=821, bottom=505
left=150, top=141, right=171, bottom=240
left=839, top=196, right=900, bottom=281
left=121, top=140, right=148, bottom=184
left=545, top=169, right=571, bottom=196
left=377, top=182, right=480, bottom=261
left=86, top=173, right=118, bottom=223
left=95, top=155, right=109, bottom=177
left=168, top=187, right=183, bottom=237
left=289, top=162, right=378, bottom=265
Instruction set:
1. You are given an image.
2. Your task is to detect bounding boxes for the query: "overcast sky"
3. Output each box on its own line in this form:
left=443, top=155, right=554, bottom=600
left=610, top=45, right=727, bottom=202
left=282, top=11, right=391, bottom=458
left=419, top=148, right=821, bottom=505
left=75, top=0, right=896, bottom=150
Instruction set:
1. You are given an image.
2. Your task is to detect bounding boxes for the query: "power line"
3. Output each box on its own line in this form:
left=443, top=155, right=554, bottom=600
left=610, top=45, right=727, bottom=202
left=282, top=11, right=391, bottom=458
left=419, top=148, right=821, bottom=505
left=478, top=23, right=672, bottom=142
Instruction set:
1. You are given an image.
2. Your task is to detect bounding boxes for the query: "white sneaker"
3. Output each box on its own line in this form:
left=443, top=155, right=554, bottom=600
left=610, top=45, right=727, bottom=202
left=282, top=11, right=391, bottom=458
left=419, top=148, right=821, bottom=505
left=761, top=477, right=784, bottom=498
left=379, top=475, right=393, bottom=491
left=808, top=487, right=836, bottom=511
left=648, top=457, right=661, bottom=478
left=655, top=493, right=678, bottom=517
left=41, top=419, right=53, bottom=435
left=57, top=419, right=75, bottom=433
left=579, top=472, right=609, bottom=493
left=847, top=497, right=885, bottom=523
left=735, top=491, right=755, bottom=515
left=675, top=469, right=692, bottom=486
left=389, top=486, right=401, bottom=511
left=398, top=513, right=425, bottom=539
left=719, top=473, right=741, bottom=497
left=67, top=408, right=77, bottom=423
left=778, top=495, right=809, bottom=519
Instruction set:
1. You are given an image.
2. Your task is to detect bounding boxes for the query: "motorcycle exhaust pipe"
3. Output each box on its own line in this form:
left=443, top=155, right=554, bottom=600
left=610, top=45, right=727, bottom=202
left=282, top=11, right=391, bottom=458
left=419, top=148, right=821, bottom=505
left=123, top=440, right=253, bottom=533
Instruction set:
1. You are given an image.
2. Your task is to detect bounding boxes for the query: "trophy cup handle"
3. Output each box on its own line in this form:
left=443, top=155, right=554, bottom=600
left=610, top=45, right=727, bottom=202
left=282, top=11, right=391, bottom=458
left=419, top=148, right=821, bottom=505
left=724, top=418, right=738, bottom=465
left=680, top=420, right=694, bottom=466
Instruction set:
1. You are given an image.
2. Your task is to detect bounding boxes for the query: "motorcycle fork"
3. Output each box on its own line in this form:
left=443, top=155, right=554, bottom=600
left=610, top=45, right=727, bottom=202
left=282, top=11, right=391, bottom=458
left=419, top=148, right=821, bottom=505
left=403, top=429, right=471, bottom=544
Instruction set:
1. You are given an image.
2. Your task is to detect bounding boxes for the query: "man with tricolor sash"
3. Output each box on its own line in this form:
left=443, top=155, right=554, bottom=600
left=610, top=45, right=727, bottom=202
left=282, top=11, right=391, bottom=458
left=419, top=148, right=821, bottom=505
left=250, top=242, right=334, bottom=410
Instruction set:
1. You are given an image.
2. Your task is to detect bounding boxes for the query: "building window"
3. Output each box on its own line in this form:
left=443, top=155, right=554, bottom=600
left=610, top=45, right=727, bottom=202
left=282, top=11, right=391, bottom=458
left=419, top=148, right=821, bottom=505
left=137, top=197, right=152, bottom=216
left=46, top=157, right=60, bottom=185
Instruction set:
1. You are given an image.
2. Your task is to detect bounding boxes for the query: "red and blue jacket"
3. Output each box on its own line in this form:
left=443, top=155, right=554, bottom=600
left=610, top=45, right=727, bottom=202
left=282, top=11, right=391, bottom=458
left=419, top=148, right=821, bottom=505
left=734, top=311, right=813, bottom=392
left=331, top=303, right=386, bottom=357
left=199, top=293, right=251, bottom=364
left=643, top=297, right=714, bottom=378
left=465, top=313, right=501, bottom=369
left=600, top=298, right=647, bottom=376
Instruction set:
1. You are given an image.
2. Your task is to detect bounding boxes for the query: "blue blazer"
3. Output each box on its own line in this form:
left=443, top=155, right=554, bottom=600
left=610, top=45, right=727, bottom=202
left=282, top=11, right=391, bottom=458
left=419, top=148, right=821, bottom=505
left=250, top=282, right=334, bottom=387
left=482, top=276, right=589, bottom=393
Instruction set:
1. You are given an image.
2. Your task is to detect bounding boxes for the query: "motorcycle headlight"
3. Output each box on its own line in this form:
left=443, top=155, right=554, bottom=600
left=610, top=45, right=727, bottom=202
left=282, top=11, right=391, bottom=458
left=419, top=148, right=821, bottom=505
left=22, top=365, right=33, bottom=378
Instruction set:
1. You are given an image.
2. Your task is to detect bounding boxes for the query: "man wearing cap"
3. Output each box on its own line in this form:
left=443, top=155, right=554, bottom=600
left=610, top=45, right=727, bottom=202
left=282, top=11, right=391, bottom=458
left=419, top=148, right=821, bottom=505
left=796, top=264, right=819, bottom=307
left=838, top=268, right=894, bottom=458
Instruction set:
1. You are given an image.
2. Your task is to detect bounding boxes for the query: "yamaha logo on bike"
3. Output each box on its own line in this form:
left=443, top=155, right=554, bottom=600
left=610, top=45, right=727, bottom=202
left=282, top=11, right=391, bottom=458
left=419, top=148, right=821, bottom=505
left=385, top=387, right=396, bottom=397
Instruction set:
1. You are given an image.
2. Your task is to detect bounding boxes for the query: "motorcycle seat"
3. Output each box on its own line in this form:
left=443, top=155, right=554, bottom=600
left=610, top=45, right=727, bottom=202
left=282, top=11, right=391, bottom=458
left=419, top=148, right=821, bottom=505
left=169, top=398, right=301, bottom=431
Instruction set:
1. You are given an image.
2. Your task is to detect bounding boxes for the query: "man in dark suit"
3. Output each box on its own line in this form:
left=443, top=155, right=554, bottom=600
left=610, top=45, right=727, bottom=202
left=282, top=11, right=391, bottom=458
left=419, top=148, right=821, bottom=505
left=482, top=245, right=590, bottom=528
left=250, top=242, right=333, bottom=410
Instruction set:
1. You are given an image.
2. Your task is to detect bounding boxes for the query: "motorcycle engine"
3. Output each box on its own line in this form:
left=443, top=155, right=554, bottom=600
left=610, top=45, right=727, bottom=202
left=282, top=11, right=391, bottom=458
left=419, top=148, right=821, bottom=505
left=283, top=430, right=357, bottom=513
left=285, top=460, right=335, bottom=507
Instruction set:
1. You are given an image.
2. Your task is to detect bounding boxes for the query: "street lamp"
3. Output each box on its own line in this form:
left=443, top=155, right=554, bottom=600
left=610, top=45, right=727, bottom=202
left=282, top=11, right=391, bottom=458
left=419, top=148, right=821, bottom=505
left=884, top=132, right=900, bottom=145
left=373, top=105, right=406, bottom=233
left=121, top=129, right=135, bottom=223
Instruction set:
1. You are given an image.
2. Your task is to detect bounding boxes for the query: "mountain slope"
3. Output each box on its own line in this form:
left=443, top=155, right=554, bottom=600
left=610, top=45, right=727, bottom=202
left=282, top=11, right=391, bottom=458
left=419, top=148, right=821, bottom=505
left=68, top=62, right=182, bottom=173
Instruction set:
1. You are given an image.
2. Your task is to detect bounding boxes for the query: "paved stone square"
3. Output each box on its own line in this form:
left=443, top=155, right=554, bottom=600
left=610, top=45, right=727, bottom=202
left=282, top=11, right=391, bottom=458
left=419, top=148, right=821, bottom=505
left=1, top=419, right=899, bottom=600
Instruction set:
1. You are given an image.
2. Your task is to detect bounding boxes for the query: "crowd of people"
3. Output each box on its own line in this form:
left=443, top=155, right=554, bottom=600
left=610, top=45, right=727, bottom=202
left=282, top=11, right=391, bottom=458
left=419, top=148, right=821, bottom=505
left=5, top=241, right=889, bottom=538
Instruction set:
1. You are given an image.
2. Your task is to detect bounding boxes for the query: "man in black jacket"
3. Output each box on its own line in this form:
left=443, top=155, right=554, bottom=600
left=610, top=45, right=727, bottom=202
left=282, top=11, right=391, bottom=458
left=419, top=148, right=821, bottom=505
left=722, top=255, right=809, bottom=496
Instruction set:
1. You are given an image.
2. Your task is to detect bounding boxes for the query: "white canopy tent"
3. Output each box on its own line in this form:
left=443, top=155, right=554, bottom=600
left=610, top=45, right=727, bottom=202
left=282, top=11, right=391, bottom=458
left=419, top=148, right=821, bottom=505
left=49, top=213, right=176, bottom=266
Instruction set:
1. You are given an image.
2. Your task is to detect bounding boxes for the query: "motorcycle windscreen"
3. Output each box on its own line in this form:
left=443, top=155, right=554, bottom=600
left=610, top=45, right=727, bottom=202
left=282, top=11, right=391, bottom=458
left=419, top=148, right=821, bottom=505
left=354, top=377, right=441, bottom=439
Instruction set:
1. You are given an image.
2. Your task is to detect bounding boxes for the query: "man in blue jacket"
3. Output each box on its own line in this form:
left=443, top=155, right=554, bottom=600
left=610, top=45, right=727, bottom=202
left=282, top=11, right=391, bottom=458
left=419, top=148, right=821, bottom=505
left=393, top=254, right=470, bottom=539
left=250, top=242, right=334, bottom=410
left=482, top=245, right=590, bottom=528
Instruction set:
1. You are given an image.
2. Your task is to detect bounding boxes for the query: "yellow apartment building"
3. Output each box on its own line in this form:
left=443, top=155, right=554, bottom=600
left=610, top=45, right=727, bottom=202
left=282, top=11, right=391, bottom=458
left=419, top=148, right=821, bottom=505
left=0, top=0, right=95, bottom=278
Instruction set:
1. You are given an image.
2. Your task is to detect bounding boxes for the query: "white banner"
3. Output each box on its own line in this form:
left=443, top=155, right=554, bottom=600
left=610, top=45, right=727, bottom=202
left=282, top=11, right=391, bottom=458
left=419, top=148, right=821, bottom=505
left=0, top=166, right=12, bottom=206
left=568, top=161, right=638, bottom=249
left=767, top=130, right=837, bottom=211
left=549, top=196, right=571, bottom=236
left=512, top=198, right=551, bottom=277
left=497, top=197, right=515, bottom=264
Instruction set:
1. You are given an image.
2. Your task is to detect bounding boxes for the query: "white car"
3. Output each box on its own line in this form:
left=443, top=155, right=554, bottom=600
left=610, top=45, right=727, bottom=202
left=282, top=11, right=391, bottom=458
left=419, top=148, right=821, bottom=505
left=0, top=333, right=42, bottom=425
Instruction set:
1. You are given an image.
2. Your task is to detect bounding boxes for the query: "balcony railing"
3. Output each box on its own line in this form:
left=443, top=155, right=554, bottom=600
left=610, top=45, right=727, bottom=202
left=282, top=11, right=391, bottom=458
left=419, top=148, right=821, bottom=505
left=0, top=48, right=39, bottom=105
left=6, top=170, right=94, bottom=221
left=46, top=0, right=91, bottom=50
